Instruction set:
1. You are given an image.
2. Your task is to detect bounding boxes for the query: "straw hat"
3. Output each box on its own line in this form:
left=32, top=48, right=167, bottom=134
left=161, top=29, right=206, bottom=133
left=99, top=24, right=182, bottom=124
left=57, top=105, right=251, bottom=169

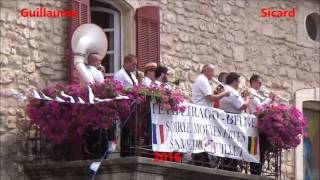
left=144, top=62, right=157, bottom=71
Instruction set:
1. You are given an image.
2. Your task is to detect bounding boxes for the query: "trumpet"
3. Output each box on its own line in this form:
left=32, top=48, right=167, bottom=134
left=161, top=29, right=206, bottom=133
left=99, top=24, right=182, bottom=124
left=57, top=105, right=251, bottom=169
left=212, top=78, right=265, bottom=100
left=260, top=87, right=289, bottom=102
left=212, top=78, right=239, bottom=96
left=241, top=85, right=265, bottom=100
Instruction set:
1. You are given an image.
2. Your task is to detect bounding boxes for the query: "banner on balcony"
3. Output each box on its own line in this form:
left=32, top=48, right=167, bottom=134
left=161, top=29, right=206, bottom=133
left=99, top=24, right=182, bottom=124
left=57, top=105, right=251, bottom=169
left=151, top=103, right=260, bottom=163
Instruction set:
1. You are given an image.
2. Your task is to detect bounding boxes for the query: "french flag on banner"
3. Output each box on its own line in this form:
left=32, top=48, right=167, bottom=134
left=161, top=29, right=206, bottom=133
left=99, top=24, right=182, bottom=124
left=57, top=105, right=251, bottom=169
left=152, top=123, right=165, bottom=144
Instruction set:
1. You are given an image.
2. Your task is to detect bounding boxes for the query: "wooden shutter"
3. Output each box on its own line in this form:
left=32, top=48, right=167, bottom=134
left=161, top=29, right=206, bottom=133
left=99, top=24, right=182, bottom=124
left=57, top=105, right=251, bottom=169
left=135, top=6, right=160, bottom=71
left=68, top=0, right=91, bottom=84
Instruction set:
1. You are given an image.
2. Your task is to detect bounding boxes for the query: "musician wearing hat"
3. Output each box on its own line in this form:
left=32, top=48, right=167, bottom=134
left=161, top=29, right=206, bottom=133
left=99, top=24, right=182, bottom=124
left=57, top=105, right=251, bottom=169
left=142, top=62, right=157, bottom=87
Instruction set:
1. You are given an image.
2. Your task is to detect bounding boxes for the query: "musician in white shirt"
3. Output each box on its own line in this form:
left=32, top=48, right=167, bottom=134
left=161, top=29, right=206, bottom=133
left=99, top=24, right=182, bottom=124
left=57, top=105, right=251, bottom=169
left=248, top=74, right=275, bottom=175
left=248, top=74, right=275, bottom=114
left=219, top=72, right=250, bottom=113
left=192, top=64, right=230, bottom=107
left=191, top=64, right=229, bottom=167
left=114, top=55, right=141, bottom=88
left=142, top=62, right=157, bottom=87
left=154, top=66, right=171, bottom=89
left=218, top=72, right=249, bottom=172
left=80, top=53, right=104, bottom=84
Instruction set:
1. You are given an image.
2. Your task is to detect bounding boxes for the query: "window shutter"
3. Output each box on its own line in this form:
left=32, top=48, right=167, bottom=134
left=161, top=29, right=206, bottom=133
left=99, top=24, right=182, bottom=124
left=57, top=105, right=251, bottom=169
left=68, top=0, right=91, bottom=84
left=135, top=6, right=160, bottom=71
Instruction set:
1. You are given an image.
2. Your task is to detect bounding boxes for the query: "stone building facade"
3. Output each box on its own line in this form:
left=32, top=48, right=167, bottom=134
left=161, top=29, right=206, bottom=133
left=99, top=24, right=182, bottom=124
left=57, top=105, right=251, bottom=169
left=0, top=0, right=319, bottom=180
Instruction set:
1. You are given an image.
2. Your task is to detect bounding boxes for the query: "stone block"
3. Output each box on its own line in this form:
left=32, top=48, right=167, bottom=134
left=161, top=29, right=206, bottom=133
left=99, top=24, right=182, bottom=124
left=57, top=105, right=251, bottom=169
left=24, top=63, right=36, bottom=73
left=224, top=32, right=234, bottom=42
left=188, top=73, right=197, bottom=82
left=16, top=45, right=30, bottom=57
left=160, top=0, right=167, bottom=5
left=29, top=72, right=46, bottom=87
left=0, top=55, right=9, bottom=66
left=0, top=38, right=11, bottom=55
left=40, top=67, right=54, bottom=75
left=234, top=31, right=245, bottom=45
left=5, top=116, right=16, bottom=129
left=29, top=39, right=37, bottom=48
left=21, top=28, right=30, bottom=39
left=286, top=67, right=297, bottom=79
left=179, top=33, right=189, bottom=42
left=232, top=46, right=244, bottom=62
left=222, top=3, right=231, bottom=15
left=235, top=0, right=246, bottom=8
left=0, top=68, right=15, bottom=84
left=28, top=19, right=37, bottom=29
left=50, top=73, right=67, bottom=81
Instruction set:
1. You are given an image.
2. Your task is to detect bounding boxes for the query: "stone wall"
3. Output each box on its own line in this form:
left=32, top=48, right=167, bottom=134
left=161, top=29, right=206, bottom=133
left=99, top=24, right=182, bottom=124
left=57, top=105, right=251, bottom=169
left=158, top=0, right=319, bottom=98
left=156, top=0, right=319, bottom=179
left=0, top=0, right=69, bottom=179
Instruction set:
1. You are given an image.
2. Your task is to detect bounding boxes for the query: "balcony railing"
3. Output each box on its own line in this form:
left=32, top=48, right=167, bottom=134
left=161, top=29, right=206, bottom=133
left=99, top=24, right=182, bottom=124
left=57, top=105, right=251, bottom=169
left=23, top=100, right=282, bottom=179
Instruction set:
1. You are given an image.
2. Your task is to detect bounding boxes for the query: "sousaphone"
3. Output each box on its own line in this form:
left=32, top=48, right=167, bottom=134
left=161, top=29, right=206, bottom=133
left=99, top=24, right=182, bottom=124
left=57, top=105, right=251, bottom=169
left=71, top=23, right=108, bottom=84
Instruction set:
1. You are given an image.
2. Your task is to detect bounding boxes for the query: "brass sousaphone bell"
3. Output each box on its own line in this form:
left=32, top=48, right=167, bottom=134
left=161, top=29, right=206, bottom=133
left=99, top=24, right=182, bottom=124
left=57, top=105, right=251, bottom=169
left=71, top=23, right=108, bottom=84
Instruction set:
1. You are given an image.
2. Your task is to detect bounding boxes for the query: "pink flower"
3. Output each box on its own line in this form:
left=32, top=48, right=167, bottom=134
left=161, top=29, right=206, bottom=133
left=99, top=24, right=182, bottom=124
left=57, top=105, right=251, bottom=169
left=256, top=104, right=307, bottom=150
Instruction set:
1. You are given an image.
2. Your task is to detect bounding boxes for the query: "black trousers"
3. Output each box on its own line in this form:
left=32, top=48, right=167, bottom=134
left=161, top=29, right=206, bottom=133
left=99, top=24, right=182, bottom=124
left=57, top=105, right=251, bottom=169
left=249, top=133, right=269, bottom=175
left=220, top=158, right=239, bottom=172
left=82, top=128, right=107, bottom=159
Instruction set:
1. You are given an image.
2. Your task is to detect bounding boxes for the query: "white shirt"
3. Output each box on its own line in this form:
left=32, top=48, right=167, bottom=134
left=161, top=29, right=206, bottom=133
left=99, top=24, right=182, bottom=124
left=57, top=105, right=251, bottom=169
left=248, top=88, right=272, bottom=114
left=219, top=85, right=244, bottom=113
left=191, top=74, right=212, bottom=107
left=154, top=80, right=172, bottom=90
left=113, top=68, right=138, bottom=88
left=80, top=65, right=104, bottom=84
left=142, top=76, right=153, bottom=87
left=155, top=80, right=162, bottom=86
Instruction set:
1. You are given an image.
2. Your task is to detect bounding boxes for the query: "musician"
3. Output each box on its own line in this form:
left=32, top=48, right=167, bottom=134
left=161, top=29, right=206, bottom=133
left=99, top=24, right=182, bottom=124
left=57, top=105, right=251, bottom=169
left=219, top=72, right=250, bottom=113
left=81, top=53, right=104, bottom=84
left=213, top=72, right=228, bottom=108
left=142, top=62, right=157, bottom=87
left=192, top=64, right=230, bottom=107
left=97, top=64, right=106, bottom=78
left=114, top=55, right=140, bottom=88
left=191, top=65, right=229, bottom=166
left=219, top=72, right=249, bottom=172
left=248, top=74, right=276, bottom=114
left=248, top=74, right=275, bottom=175
left=155, top=66, right=170, bottom=88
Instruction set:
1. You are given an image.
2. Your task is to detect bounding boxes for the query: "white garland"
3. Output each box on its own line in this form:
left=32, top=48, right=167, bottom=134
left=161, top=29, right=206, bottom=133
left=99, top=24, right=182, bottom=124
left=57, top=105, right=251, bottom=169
left=1, top=86, right=129, bottom=104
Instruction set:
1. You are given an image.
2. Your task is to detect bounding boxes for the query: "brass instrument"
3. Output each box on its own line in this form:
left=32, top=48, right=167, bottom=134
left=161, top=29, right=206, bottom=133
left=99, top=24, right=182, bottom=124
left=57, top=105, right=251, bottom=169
left=71, top=23, right=108, bottom=84
left=260, top=86, right=289, bottom=102
left=212, top=78, right=239, bottom=96
left=240, top=85, right=265, bottom=100
left=166, top=79, right=180, bottom=90
left=212, top=78, right=265, bottom=100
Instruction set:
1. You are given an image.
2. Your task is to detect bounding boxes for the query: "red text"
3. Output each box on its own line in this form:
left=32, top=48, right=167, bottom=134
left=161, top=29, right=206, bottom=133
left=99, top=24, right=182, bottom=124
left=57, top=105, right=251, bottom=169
left=261, top=8, right=295, bottom=18
left=20, top=8, right=78, bottom=18
left=153, top=152, right=182, bottom=163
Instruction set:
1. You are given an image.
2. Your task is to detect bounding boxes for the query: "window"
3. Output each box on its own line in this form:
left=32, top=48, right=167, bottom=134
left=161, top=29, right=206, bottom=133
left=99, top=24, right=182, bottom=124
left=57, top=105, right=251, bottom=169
left=305, top=12, right=320, bottom=42
left=91, top=1, right=121, bottom=74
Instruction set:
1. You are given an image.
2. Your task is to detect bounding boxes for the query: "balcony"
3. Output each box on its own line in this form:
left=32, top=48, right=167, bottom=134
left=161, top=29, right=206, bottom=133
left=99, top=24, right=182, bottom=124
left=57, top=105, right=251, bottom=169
left=23, top=101, right=281, bottom=180
left=25, top=157, right=275, bottom=180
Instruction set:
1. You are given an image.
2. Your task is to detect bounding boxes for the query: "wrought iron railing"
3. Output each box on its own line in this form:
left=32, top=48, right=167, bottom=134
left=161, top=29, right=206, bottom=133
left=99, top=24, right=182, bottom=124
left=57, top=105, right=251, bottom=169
left=23, top=101, right=282, bottom=178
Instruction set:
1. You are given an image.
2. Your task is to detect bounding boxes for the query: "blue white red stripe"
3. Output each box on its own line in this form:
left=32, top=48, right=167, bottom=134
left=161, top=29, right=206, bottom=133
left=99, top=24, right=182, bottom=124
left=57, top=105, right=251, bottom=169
left=152, top=123, right=164, bottom=144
